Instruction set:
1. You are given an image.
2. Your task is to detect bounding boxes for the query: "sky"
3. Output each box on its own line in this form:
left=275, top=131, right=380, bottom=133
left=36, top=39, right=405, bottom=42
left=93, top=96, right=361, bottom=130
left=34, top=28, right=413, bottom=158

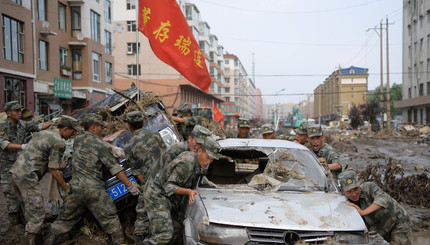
left=190, top=0, right=403, bottom=105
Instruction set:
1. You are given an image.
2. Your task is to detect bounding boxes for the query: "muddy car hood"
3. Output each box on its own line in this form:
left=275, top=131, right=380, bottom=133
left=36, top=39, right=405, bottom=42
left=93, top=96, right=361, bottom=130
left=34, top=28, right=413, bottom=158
left=199, top=188, right=366, bottom=231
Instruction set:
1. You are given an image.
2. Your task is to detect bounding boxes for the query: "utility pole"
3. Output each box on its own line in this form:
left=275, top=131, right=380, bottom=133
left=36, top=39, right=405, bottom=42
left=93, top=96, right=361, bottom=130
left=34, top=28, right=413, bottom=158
left=379, top=22, right=384, bottom=129
left=386, top=17, right=391, bottom=128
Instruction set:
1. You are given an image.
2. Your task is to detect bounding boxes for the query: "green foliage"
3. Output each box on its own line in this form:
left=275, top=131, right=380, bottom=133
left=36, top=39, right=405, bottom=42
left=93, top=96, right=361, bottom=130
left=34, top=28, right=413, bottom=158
left=367, top=83, right=402, bottom=116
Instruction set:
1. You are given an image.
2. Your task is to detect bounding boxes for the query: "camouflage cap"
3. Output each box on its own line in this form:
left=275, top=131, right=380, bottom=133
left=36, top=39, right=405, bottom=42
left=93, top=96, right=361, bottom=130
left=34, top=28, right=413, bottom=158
left=307, top=124, right=323, bottom=138
left=201, top=137, right=221, bottom=160
left=295, top=122, right=311, bottom=135
left=59, top=115, right=82, bottom=131
left=125, top=111, right=144, bottom=124
left=81, top=113, right=107, bottom=128
left=4, top=101, right=23, bottom=112
left=261, top=123, right=274, bottom=134
left=191, top=125, right=211, bottom=144
left=338, top=170, right=361, bottom=192
left=238, top=118, right=251, bottom=128
left=176, top=103, right=191, bottom=117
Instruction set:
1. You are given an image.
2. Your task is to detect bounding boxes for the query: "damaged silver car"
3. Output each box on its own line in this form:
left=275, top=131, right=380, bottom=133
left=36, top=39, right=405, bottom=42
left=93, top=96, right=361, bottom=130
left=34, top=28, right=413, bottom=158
left=183, top=139, right=369, bottom=245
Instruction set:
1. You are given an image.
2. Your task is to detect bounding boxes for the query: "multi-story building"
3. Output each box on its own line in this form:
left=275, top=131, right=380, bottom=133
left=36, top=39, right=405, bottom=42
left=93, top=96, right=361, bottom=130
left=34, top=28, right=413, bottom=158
left=113, top=0, right=224, bottom=114
left=223, top=54, right=256, bottom=120
left=264, top=103, right=296, bottom=123
left=314, top=66, right=368, bottom=124
left=254, top=88, right=264, bottom=120
left=395, top=0, right=430, bottom=124
left=1, top=0, right=115, bottom=115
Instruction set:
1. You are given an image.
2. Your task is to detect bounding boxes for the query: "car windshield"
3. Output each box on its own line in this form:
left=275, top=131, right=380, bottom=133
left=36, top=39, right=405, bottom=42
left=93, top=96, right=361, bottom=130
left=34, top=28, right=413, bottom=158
left=263, top=148, right=327, bottom=191
left=203, top=145, right=329, bottom=192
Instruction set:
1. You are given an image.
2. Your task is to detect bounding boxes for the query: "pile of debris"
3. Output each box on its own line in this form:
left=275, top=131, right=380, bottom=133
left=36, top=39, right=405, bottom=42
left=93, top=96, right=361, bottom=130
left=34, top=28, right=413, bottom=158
left=359, top=158, right=430, bottom=208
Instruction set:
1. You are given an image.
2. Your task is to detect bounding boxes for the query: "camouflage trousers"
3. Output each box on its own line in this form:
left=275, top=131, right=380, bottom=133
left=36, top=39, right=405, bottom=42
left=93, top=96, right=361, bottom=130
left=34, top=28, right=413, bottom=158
left=134, top=188, right=150, bottom=236
left=10, top=172, right=45, bottom=234
left=384, top=219, right=412, bottom=245
left=142, top=185, right=174, bottom=244
left=49, top=186, right=124, bottom=245
left=1, top=163, right=23, bottom=214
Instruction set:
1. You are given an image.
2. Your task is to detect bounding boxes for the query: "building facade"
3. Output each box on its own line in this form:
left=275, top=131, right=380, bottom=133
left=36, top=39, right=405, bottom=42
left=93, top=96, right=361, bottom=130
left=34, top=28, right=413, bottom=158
left=314, top=66, right=368, bottom=124
left=395, top=0, right=430, bottom=124
left=1, top=0, right=115, bottom=115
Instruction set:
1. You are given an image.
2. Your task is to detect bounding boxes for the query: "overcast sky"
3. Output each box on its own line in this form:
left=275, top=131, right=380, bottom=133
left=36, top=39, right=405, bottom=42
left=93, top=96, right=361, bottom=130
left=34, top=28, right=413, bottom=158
left=191, top=0, right=403, bottom=104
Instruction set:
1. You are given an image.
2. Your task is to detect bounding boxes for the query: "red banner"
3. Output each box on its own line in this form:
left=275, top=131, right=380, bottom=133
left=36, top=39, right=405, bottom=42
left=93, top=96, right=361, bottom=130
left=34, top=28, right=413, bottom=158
left=138, top=0, right=211, bottom=93
left=213, top=101, right=224, bottom=122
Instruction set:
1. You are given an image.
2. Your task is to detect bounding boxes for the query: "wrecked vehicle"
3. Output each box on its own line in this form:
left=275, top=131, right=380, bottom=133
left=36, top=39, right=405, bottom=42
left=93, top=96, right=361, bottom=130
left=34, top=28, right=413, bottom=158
left=63, top=87, right=180, bottom=206
left=183, top=139, right=369, bottom=245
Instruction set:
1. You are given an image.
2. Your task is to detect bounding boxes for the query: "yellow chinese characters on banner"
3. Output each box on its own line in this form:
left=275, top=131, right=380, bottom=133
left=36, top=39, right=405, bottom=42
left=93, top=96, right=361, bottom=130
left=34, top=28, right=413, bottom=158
left=153, top=21, right=171, bottom=43
left=141, top=7, right=151, bottom=26
left=194, top=50, right=203, bottom=68
left=174, top=35, right=191, bottom=55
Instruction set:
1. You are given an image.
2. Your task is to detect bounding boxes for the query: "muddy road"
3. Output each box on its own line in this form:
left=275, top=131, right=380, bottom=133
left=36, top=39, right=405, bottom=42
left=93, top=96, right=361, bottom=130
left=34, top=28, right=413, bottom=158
left=0, top=135, right=429, bottom=244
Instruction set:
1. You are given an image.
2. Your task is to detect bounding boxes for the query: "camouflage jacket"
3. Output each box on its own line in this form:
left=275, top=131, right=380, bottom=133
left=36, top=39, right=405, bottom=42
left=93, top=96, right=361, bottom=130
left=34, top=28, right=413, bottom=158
left=151, top=151, right=200, bottom=197
left=0, top=119, right=40, bottom=167
left=9, top=128, right=65, bottom=180
left=308, top=142, right=342, bottom=174
left=353, top=182, right=410, bottom=240
left=177, top=116, right=203, bottom=140
left=123, top=128, right=166, bottom=185
left=70, top=131, right=123, bottom=188
left=147, top=141, right=188, bottom=180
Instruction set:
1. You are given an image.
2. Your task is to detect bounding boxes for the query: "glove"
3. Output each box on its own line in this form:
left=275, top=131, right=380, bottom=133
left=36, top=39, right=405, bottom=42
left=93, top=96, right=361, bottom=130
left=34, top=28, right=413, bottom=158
left=21, top=144, right=28, bottom=150
left=112, top=146, right=125, bottom=158
left=128, top=182, right=140, bottom=196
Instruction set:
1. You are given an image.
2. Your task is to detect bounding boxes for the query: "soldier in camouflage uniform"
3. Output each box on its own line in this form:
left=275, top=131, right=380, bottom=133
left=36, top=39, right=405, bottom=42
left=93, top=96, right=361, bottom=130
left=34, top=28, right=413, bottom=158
left=306, top=124, right=342, bottom=178
left=226, top=117, right=252, bottom=138
left=171, top=103, right=203, bottom=140
left=45, top=114, right=140, bottom=245
left=292, top=122, right=311, bottom=145
left=9, top=115, right=79, bottom=244
left=0, top=101, right=52, bottom=227
left=122, top=111, right=166, bottom=241
left=142, top=137, right=221, bottom=244
left=261, top=123, right=276, bottom=139
left=338, top=171, right=411, bottom=245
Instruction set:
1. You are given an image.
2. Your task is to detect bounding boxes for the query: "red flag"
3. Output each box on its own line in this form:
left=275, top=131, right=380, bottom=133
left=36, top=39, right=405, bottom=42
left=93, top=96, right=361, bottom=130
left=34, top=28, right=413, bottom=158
left=212, top=101, right=224, bottom=122
left=138, top=0, right=211, bottom=93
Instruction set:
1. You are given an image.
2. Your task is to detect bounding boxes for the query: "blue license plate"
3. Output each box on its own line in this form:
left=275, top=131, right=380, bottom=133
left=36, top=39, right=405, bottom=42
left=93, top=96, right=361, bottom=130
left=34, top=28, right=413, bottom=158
left=108, top=176, right=137, bottom=200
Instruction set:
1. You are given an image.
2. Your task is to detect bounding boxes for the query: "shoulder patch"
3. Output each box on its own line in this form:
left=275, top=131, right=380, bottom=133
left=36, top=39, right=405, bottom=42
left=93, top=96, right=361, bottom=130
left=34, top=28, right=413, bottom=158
left=176, top=174, right=186, bottom=184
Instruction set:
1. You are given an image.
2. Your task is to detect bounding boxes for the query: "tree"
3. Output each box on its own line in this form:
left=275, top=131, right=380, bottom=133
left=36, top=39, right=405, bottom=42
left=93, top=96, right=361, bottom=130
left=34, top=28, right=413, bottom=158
left=368, top=83, right=403, bottom=117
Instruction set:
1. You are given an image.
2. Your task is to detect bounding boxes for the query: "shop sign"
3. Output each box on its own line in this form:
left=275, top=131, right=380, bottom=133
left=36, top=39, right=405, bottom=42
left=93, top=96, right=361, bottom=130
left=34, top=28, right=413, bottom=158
left=54, top=77, right=72, bottom=99
left=92, top=91, right=106, bottom=104
left=221, top=104, right=238, bottom=116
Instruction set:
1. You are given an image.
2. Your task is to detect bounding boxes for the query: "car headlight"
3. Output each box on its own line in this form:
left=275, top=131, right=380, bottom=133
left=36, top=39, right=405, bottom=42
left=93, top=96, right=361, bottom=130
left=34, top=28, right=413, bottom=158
left=335, top=231, right=368, bottom=244
left=159, top=127, right=180, bottom=147
left=198, top=223, right=248, bottom=245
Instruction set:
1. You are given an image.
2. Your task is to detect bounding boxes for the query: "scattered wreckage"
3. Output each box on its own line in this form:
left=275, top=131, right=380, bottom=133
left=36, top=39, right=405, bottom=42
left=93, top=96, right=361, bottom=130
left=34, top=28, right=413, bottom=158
left=183, top=139, right=369, bottom=245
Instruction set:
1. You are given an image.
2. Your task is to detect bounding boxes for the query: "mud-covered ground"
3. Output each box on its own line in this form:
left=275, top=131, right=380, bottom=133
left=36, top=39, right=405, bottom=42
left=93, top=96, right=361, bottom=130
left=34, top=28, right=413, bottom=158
left=1, top=134, right=429, bottom=244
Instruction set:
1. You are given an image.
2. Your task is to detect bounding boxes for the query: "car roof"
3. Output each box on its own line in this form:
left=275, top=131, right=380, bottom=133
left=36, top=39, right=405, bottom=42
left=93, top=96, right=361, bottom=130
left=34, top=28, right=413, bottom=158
left=218, top=138, right=308, bottom=151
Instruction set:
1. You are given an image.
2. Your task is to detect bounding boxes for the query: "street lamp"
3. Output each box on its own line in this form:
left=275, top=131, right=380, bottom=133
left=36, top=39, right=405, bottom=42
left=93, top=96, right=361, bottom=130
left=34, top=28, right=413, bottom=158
left=274, top=89, right=285, bottom=131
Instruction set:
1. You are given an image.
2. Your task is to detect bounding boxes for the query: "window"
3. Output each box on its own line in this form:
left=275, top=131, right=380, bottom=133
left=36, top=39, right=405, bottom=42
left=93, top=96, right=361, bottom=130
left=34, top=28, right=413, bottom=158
left=39, top=40, right=48, bottom=70
left=91, top=11, right=101, bottom=42
left=37, top=0, right=46, bottom=21
left=104, top=0, right=111, bottom=23
left=225, top=87, right=230, bottom=93
left=420, top=38, right=423, bottom=51
left=351, top=93, right=354, bottom=98
left=58, top=3, right=66, bottom=31
left=71, top=7, right=81, bottom=37
left=225, top=78, right=230, bottom=84
left=127, top=21, right=136, bottom=32
left=4, top=77, right=25, bottom=105
left=127, top=65, right=141, bottom=75
left=351, top=86, right=354, bottom=90
left=105, top=62, right=112, bottom=84
left=419, top=83, right=423, bottom=96
left=234, top=60, right=238, bottom=66
left=105, top=30, right=112, bottom=54
left=59, top=47, right=68, bottom=66
left=234, top=97, right=239, bottom=103
left=225, top=97, right=230, bottom=102
left=234, top=88, right=239, bottom=94
left=127, top=42, right=140, bottom=54
left=2, top=15, right=24, bottom=63
left=427, top=82, right=430, bottom=95
left=234, top=79, right=239, bottom=85
left=126, top=0, right=136, bottom=10
left=72, top=49, right=82, bottom=80
left=92, top=52, right=101, bottom=82
left=225, top=60, right=229, bottom=64
left=225, top=68, right=230, bottom=74
left=408, top=88, right=411, bottom=99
